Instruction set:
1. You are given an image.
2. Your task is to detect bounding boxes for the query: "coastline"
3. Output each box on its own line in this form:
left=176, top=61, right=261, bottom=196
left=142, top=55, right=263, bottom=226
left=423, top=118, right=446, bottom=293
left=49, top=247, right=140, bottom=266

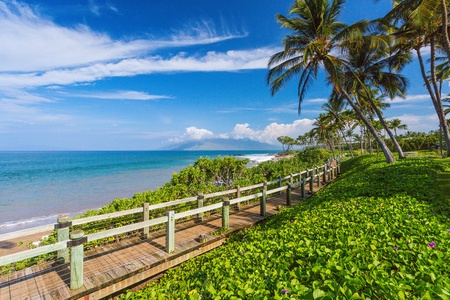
left=0, top=151, right=280, bottom=235
left=0, top=151, right=294, bottom=256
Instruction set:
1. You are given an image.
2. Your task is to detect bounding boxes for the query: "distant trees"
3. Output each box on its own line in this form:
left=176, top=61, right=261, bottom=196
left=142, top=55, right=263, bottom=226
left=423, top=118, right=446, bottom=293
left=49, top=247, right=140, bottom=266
left=388, top=119, right=408, bottom=136
left=277, top=136, right=297, bottom=152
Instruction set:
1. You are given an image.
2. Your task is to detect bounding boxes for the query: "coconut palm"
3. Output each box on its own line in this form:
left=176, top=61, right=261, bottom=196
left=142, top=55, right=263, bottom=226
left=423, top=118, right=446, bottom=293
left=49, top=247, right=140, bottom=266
left=382, top=1, right=450, bottom=156
left=312, top=113, right=337, bottom=155
left=267, top=0, right=397, bottom=163
left=383, top=0, right=450, bottom=61
left=322, top=96, right=355, bottom=157
left=339, top=34, right=409, bottom=158
left=388, top=118, right=408, bottom=136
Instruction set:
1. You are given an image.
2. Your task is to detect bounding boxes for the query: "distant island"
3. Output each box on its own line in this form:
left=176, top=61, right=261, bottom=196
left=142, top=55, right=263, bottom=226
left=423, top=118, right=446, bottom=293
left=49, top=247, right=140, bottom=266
left=162, top=138, right=280, bottom=151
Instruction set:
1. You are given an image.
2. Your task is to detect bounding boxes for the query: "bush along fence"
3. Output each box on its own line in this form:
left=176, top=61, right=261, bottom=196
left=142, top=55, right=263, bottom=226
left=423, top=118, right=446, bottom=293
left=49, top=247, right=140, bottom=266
left=0, top=162, right=340, bottom=290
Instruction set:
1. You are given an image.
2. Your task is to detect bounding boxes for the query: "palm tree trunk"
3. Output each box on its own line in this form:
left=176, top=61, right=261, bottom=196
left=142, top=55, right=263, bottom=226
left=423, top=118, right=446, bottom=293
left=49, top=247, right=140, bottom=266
left=416, top=45, right=450, bottom=156
left=339, top=129, right=354, bottom=157
left=440, top=0, right=450, bottom=60
left=369, top=102, right=405, bottom=159
left=341, top=90, right=396, bottom=163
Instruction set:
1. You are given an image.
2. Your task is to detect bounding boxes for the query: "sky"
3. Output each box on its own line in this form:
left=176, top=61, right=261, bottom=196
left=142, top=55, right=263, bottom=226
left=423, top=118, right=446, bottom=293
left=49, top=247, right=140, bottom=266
left=0, top=0, right=443, bottom=150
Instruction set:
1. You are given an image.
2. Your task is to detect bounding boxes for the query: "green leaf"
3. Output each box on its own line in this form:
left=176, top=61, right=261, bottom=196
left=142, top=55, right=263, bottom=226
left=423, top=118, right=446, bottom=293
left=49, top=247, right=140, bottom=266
left=313, top=289, right=325, bottom=299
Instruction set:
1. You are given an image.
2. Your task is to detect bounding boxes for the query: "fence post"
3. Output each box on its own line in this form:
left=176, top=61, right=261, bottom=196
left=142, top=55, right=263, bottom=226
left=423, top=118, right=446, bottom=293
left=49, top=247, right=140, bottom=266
left=278, top=176, right=282, bottom=195
left=323, top=165, right=327, bottom=183
left=301, top=179, right=306, bottom=199
left=222, top=198, right=230, bottom=231
left=290, top=174, right=293, bottom=185
left=57, top=215, right=70, bottom=263
left=236, top=186, right=241, bottom=210
left=286, top=184, right=292, bottom=206
left=197, top=193, right=204, bottom=222
left=69, top=230, right=85, bottom=290
left=327, top=165, right=332, bottom=181
left=166, top=211, right=175, bottom=253
left=337, top=163, right=341, bottom=175
left=260, top=181, right=267, bottom=217
left=316, top=166, right=321, bottom=188
left=309, top=168, right=314, bottom=194
left=143, top=202, right=150, bottom=238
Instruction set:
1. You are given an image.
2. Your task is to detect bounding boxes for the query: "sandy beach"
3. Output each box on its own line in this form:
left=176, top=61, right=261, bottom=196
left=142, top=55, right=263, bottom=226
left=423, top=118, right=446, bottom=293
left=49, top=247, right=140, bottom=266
left=0, top=231, right=53, bottom=256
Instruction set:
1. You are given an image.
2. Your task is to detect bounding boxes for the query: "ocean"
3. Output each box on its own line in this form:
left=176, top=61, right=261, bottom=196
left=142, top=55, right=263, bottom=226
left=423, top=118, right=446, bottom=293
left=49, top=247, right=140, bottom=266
left=0, top=150, right=277, bottom=234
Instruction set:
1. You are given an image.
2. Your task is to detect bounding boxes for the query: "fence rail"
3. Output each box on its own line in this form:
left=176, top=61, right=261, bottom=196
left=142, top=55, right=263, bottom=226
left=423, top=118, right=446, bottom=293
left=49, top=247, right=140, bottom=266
left=0, top=162, right=340, bottom=290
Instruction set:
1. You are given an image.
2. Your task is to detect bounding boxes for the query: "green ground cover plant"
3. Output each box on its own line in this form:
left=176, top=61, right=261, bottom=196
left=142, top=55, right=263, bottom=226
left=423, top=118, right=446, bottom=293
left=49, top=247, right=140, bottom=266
left=120, top=155, right=450, bottom=300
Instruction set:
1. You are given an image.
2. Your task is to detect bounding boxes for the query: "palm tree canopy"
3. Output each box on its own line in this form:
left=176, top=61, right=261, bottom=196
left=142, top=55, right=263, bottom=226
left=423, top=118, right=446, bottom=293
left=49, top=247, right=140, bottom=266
left=267, top=0, right=369, bottom=113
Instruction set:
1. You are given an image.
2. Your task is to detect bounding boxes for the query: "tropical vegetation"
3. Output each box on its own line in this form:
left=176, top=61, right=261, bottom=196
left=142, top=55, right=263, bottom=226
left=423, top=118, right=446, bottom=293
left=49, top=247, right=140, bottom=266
left=0, top=154, right=320, bottom=275
left=120, top=155, right=450, bottom=299
left=267, top=0, right=450, bottom=162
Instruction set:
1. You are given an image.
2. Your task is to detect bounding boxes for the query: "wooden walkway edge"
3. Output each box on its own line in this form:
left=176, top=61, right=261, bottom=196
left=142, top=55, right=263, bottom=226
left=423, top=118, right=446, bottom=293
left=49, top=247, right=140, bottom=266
left=0, top=176, right=334, bottom=300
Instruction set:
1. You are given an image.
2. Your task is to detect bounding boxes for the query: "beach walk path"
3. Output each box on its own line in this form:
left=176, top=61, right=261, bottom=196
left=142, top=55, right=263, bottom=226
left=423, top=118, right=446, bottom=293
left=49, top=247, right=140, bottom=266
left=0, top=163, right=339, bottom=300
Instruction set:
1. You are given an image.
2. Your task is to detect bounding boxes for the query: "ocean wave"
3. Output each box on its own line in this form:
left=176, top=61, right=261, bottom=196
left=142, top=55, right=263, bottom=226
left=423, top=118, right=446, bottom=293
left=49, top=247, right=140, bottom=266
left=0, top=209, right=89, bottom=234
left=236, top=154, right=275, bottom=165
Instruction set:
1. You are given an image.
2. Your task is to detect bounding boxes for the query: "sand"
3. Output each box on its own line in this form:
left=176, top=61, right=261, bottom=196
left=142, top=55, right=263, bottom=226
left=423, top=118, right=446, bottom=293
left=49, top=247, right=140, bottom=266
left=0, top=231, right=52, bottom=256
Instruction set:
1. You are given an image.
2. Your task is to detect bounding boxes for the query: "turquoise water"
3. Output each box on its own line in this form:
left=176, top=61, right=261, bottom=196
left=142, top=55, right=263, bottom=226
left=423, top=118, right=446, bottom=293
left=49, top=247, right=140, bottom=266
left=0, top=151, right=275, bottom=233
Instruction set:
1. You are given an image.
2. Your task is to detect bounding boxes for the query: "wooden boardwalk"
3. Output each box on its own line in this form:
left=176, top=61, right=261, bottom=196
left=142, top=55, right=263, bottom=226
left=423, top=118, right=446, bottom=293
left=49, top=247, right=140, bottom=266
left=0, top=179, right=330, bottom=300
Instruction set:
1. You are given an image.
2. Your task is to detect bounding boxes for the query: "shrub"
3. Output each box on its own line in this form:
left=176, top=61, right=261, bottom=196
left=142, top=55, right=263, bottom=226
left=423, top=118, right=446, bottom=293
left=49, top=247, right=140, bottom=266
left=298, top=147, right=332, bottom=165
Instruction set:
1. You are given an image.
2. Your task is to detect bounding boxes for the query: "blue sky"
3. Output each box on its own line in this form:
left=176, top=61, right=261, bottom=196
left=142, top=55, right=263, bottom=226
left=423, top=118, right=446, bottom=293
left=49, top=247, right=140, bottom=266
left=0, top=0, right=442, bottom=150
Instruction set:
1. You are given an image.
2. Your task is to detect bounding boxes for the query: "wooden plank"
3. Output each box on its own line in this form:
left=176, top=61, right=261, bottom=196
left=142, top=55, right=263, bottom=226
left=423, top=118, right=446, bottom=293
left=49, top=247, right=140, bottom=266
left=87, top=216, right=168, bottom=243
left=266, top=186, right=288, bottom=195
left=174, top=202, right=223, bottom=220
left=0, top=224, right=56, bottom=242
left=0, top=275, right=10, bottom=300
left=204, top=189, right=237, bottom=199
left=55, top=285, right=71, bottom=300
left=0, top=241, right=66, bottom=267
left=24, top=267, right=40, bottom=299
left=72, top=207, right=143, bottom=226
left=31, top=264, right=47, bottom=299
left=7, top=271, right=21, bottom=300
left=229, top=192, right=263, bottom=205
left=240, top=183, right=264, bottom=192
left=147, top=196, right=198, bottom=211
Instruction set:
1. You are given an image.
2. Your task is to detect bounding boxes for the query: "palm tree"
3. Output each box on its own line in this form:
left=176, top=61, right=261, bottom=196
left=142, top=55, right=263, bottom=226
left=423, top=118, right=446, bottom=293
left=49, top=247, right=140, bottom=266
left=383, top=1, right=450, bottom=156
left=339, top=34, right=409, bottom=158
left=267, top=0, right=397, bottom=163
left=312, top=113, right=337, bottom=155
left=322, top=96, right=355, bottom=157
left=388, top=118, right=408, bottom=136
left=383, top=0, right=450, bottom=61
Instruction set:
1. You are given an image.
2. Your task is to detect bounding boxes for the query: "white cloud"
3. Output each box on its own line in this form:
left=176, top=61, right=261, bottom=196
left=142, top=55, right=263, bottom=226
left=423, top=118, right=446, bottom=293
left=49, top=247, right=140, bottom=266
left=0, top=100, right=70, bottom=130
left=0, top=89, right=71, bottom=131
left=390, top=94, right=430, bottom=103
left=0, top=48, right=275, bottom=89
left=306, top=98, right=328, bottom=103
left=73, top=91, right=172, bottom=101
left=0, top=0, right=246, bottom=73
left=169, top=120, right=315, bottom=145
left=169, top=126, right=214, bottom=143
left=227, top=120, right=315, bottom=144
left=390, top=114, right=439, bottom=132
left=88, top=0, right=100, bottom=16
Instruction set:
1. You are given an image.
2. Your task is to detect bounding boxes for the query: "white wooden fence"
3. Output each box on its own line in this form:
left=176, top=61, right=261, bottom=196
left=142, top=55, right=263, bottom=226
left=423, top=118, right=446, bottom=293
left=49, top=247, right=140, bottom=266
left=0, top=163, right=340, bottom=289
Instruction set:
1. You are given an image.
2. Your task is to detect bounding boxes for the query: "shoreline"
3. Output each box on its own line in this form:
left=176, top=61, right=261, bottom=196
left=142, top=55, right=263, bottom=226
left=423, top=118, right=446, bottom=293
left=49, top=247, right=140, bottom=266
left=0, top=152, right=288, bottom=252
left=1, top=153, right=280, bottom=234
